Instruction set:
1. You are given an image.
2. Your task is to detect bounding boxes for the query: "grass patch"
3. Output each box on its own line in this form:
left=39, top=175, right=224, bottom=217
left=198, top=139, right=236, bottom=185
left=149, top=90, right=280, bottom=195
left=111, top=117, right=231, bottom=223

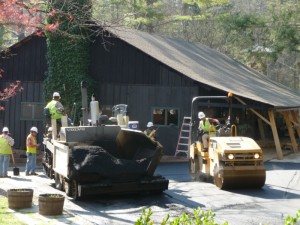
left=0, top=195, right=27, bottom=225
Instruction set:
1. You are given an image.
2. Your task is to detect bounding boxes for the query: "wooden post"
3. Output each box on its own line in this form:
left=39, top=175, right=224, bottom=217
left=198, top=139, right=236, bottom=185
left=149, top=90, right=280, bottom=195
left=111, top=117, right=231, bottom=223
left=257, top=118, right=265, bottom=139
left=291, top=110, right=300, bottom=141
left=283, top=111, right=298, bottom=153
left=268, top=110, right=283, bottom=160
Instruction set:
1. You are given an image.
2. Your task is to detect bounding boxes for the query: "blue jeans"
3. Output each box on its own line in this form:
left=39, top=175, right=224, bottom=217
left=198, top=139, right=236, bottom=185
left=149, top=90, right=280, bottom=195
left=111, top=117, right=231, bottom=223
left=25, top=152, right=36, bottom=174
left=0, top=154, right=10, bottom=177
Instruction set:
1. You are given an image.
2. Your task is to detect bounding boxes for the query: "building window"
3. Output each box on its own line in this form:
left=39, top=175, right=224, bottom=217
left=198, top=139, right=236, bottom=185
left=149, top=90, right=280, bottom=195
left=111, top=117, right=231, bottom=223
left=152, top=108, right=179, bottom=126
left=100, top=105, right=113, bottom=117
left=20, top=102, right=44, bottom=121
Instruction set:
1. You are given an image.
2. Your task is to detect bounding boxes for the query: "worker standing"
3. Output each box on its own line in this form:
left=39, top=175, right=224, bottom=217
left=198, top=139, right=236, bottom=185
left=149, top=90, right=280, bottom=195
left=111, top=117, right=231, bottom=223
left=0, top=127, right=14, bottom=178
left=198, top=112, right=219, bottom=152
left=144, top=122, right=158, bottom=141
left=44, top=92, right=65, bottom=131
left=25, top=127, right=40, bottom=176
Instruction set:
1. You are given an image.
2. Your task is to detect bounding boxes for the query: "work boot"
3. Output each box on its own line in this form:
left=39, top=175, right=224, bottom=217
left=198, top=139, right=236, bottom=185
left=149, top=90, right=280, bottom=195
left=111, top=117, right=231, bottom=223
left=30, top=172, right=38, bottom=176
left=25, top=173, right=30, bottom=176
left=4, top=175, right=11, bottom=178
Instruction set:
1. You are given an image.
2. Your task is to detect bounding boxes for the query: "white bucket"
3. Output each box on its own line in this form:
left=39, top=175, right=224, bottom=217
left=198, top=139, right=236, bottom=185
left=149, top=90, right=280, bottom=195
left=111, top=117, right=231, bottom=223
left=128, top=121, right=139, bottom=130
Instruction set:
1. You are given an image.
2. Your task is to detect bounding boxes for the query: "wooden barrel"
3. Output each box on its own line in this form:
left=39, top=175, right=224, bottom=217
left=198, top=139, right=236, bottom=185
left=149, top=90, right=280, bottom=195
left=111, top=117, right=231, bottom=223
left=39, top=194, right=65, bottom=216
left=7, top=189, right=33, bottom=209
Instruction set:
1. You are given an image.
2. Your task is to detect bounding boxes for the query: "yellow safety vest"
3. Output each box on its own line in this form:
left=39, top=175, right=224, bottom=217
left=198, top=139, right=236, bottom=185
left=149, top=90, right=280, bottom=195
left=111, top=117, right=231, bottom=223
left=26, top=134, right=37, bottom=154
left=46, top=100, right=62, bottom=119
left=200, top=118, right=216, bottom=134
left=0, top=137, right=12, bottom=154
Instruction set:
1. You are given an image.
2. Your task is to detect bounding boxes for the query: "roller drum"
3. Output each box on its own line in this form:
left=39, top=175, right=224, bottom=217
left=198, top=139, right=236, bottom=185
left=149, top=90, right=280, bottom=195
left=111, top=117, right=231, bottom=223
left=214, top=165, right=266, bottom=189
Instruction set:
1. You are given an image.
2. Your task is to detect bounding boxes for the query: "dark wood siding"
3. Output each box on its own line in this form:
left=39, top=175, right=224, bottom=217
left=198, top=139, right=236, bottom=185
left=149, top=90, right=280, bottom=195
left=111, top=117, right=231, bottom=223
left=0, top=36, right=47, bottom=82
left=0, top=82, right=44, bottom=150
left=95, top=84, right=198, bottom=155
left=0, top=35, right=46, bottom=149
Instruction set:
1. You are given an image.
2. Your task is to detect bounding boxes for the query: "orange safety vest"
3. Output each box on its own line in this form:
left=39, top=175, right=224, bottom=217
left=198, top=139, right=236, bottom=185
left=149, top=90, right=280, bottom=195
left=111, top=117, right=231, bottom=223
left=26, top=134, right=37, bottom=154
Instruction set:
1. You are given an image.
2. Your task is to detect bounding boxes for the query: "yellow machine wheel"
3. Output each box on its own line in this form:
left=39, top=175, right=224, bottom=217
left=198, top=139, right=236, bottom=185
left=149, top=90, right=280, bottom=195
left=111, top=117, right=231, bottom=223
left=189, top=155, right=200, bottom=181
left=190, top=154, right=212, bottom=182
left=213, top=164, right=266, bottom=189
left=213, top=165, right=225, bottom=189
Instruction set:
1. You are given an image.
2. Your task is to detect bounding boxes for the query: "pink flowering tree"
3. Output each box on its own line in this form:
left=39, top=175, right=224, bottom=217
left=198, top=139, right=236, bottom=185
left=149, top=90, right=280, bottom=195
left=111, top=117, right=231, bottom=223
left=0, top=0, right=60, bottom=110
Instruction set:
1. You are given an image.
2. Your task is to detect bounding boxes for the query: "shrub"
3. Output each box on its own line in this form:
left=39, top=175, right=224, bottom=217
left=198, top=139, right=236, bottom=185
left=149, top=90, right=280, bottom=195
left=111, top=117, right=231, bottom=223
left=135, top=208, right=228, bottom=225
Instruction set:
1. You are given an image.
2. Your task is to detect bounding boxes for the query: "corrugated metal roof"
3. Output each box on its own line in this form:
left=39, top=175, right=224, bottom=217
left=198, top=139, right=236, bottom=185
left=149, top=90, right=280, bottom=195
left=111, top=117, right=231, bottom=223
left=108, top=27, right=300, bottom=108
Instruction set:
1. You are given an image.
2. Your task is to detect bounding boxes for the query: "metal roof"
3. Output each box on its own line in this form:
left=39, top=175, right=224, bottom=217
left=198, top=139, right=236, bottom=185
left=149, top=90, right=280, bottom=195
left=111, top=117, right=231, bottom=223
left=108, top=27, right=300, bottom=108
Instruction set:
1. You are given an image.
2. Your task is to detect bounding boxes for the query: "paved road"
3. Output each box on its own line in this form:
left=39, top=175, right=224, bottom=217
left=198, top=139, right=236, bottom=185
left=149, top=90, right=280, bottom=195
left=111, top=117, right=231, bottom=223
left=1, top=156, right=300, bottom=225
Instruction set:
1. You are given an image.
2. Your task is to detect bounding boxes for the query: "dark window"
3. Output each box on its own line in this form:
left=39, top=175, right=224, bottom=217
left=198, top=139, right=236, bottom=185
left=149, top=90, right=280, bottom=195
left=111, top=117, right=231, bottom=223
left=100, top=105, right=113, bottom=117
left=152, top=108, right=179, bottom=126
left=20, top=102, right=44, bottom=121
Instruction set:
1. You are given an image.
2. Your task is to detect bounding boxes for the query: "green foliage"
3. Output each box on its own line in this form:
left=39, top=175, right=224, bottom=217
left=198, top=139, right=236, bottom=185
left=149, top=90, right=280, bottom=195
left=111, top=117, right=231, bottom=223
left=126, top=0, right=165, bottom=32
left=135, top=208, right=155, bottom=225
left=0, top=196, right=26, bottom=225
left=268, top=1, right=300, bottom=54
left=135, top=207, right=228, bottom=225
left=285, top=209, right=300, bottom=225
left=44, top=0, right=94, bottom=124
left=136, top=208, right=300, bottom=225
left=183, top=0, right=229, bottom=8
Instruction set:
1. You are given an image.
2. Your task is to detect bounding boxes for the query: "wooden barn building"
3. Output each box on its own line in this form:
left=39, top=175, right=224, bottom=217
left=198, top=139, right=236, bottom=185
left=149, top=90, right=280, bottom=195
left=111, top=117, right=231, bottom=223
left=1, top=26, right=300, bottom=158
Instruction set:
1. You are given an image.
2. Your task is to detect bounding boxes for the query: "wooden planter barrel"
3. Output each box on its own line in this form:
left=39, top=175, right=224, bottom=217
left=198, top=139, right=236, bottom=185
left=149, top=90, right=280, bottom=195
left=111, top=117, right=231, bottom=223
left=39, top=194, right=65, bottom=216
left=7, top=189, right=33, bottom=209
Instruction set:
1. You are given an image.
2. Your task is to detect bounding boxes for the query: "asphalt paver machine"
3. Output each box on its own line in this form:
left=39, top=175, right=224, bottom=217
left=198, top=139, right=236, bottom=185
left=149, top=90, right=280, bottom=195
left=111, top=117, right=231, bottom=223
left=42, top=82, right=169, bottom=199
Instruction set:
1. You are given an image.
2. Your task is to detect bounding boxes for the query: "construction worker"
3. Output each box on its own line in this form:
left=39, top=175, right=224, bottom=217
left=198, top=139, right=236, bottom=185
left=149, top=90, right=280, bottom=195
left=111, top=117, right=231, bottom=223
left=44, top=92, right=65, bottom=131
left=198, top=112, right=219, bottom=152
left=45, top=127, right=53, bottom=139
left=144, top=122, right=158, bottom=141
left=0, top=127, right=14, bottom=178
left=25, top=127, right=40, bottom=176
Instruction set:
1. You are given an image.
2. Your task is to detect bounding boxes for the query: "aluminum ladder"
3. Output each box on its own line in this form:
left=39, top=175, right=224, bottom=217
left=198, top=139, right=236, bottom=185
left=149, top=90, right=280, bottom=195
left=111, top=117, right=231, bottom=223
left=174, top=116, right=191, bottom=157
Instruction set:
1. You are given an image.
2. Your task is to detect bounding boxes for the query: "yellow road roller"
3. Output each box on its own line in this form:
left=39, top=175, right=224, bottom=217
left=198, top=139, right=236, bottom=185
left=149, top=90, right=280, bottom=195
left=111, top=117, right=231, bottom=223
left=189, top=95, right=266, bottom=189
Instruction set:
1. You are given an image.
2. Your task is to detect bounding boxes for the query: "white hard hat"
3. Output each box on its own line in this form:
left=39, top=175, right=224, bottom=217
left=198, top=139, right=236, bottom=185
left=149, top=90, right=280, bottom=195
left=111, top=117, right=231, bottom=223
left=147, top=122, right=154, bottom=128
left=198, top=112, right=205, bottom=119
left=2, top=127, right=9, bottom=132
left=53, top=92, right=60, bottom=98
left=30, top=127, right=38, bottom=133
left=48, top=127, right=53, bottom=132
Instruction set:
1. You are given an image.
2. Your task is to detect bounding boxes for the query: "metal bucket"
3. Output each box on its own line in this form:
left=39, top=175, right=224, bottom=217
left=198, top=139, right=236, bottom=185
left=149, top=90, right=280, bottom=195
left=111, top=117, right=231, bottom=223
left=13, top=167, right=19, bottom=176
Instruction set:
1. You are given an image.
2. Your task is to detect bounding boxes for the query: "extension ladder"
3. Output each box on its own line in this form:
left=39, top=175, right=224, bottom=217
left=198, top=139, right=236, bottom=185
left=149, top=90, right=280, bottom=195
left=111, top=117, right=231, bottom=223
left=174, top=116, right=191, bottom=157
